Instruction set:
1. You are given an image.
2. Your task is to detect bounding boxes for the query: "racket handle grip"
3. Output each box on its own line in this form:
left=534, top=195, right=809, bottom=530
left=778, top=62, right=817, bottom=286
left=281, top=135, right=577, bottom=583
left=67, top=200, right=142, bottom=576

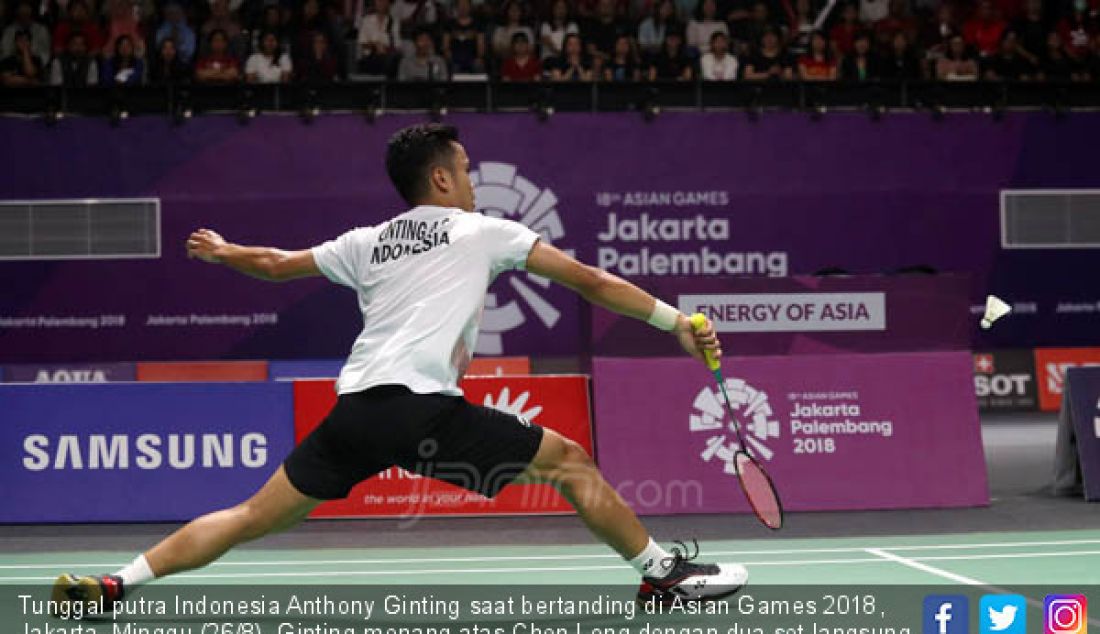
left=689, top=313, right=722, bottom=372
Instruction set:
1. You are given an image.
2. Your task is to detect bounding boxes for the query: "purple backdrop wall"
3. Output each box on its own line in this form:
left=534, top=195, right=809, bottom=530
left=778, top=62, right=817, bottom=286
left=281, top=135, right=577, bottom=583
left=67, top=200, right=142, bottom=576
left=1, top=112, right=1098, bottom=362
left=592, top=352, right=988, bottom=513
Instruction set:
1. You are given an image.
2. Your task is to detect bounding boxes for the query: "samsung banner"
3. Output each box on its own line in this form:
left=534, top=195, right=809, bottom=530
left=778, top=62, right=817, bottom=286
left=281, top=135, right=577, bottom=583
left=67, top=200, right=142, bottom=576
left=0, top=383, right=295, bottom=523
left=592, top=352, right=988, bottom=514
left=3, top=113, right=1100, bottom=362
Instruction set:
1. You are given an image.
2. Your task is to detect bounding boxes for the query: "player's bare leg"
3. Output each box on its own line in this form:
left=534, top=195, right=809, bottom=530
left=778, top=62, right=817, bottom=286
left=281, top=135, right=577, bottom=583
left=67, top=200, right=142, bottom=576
left=516, top=429, right=647, bottom=558
left=144, top=466, right=319, bottom=576
left=516, top=429, right=747, bottom=603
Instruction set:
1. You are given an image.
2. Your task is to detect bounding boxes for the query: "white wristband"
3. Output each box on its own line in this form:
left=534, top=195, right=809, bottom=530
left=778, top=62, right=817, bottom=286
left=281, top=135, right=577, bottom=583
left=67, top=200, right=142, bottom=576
left=647, top=300, right=681, bottom=331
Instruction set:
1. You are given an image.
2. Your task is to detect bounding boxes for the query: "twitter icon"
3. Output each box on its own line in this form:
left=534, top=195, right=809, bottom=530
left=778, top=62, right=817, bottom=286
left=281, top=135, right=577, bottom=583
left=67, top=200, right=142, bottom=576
left=981, top=595, right=1027, bottom=634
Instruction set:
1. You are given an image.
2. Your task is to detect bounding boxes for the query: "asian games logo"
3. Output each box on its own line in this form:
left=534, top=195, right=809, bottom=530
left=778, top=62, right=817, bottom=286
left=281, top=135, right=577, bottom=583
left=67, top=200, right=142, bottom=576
left=690, top=377, right=781, bottom=475
left=470, top=161, right=570, bottom=354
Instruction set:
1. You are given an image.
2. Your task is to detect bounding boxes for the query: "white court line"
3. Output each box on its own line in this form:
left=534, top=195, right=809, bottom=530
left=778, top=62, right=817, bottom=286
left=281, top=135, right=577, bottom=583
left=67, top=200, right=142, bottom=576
left=864, top=548, right=987, bottom=586
left=867, top=548, right=1100, bottom=628
left=0, top=557, right=895, bottom=582
left=6, top=548, right=1100, bottom=581
left=910, top=549, right=1100, bottom=562
left=4, top=537, right=1100, bottom=570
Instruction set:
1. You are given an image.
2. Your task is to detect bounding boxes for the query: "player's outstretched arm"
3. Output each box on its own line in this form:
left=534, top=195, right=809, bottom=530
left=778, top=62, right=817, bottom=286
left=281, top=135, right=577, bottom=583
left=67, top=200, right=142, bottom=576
left=525, top=240, right=720, bottom=361
left=186, top=228, right=321, bottom=282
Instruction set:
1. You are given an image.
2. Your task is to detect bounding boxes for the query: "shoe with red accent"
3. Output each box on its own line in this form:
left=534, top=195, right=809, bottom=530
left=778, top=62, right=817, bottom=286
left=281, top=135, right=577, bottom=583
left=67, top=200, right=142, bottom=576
left=636, top=540, right=748, bottom=605
left=50, top=573, right=125, bottom=618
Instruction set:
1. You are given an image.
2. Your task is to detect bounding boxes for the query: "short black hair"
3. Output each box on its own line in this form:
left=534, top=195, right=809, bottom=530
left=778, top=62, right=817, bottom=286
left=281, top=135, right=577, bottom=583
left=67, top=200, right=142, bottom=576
left=385, top=124, right=460, bottom=206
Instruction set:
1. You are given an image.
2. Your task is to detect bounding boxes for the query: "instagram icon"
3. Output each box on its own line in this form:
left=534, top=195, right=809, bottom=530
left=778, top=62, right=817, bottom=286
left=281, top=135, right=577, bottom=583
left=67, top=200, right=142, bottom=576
left=1045, top=595, right=1088, bottom=634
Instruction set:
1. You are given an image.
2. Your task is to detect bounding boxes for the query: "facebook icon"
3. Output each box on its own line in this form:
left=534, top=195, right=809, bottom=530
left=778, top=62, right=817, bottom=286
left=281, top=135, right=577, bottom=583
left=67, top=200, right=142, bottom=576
left=925, top=595, right=970, bottom=634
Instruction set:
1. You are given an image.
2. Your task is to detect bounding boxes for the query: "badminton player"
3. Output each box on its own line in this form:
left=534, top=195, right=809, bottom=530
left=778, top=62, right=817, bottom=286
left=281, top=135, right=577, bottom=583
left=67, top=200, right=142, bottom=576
left=52, top=123, right=747, bottom=611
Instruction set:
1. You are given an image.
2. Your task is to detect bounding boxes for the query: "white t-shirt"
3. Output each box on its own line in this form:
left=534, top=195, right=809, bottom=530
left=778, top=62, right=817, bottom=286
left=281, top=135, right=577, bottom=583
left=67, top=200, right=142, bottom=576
left=245, top=52, right=291, bottom=83
left=701, top=52, right=738, bottom=80
left=312, top=205, right=540, bottom=396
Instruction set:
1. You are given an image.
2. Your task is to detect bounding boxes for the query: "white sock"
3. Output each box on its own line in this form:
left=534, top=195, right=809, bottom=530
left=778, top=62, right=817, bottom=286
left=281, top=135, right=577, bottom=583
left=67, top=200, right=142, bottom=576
left=114, top=554, right=155, bottom=589
left=627, top=538, right=674, bottom=579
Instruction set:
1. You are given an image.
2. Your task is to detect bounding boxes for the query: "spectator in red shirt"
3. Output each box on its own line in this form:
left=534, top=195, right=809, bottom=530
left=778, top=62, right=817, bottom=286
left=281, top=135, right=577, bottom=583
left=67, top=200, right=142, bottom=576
left=963, top=0, right=1007, bottom=57
left=52, top=0, right=104, bottom=57
left=992, top=0, right=1024, bottom=23
left=500, top=31, right=542, bottom=80
left=798, top=29, right=836, bottom=78
left=103, top=0, right=145, bottom=60
left=195, top=29, right=241, bottom=83
left=828, top=3, right=862, bottom=57
left=1057, top=1, right=1098, bottom=61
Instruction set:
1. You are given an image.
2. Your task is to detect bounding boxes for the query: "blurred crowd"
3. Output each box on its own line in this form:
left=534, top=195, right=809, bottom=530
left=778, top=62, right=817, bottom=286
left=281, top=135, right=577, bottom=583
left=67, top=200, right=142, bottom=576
left=1, top=0, right=1098, bottom=86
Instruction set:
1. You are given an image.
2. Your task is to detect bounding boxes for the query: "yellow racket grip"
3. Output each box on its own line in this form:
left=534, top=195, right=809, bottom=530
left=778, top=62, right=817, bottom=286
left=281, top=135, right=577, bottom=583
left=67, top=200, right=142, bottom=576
left=689, top=313, right=722, bottom=372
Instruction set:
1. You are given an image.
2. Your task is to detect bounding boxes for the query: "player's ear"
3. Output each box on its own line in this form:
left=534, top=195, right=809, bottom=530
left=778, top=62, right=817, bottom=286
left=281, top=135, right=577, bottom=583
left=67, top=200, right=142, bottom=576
left=430, top=165, right=452, bottom=194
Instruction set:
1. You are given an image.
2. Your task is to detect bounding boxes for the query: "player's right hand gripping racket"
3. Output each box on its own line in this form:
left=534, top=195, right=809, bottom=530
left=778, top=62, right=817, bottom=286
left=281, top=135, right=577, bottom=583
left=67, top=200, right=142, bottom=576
left=690, top=313, right=785, bottom=530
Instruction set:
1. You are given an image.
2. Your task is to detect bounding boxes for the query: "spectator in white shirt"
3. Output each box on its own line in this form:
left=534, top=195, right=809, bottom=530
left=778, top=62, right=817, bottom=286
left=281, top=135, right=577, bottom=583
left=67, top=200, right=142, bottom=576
left=539, top=0, right=578, bottom=60
left=1, top=1, right=51, bottom=65
left=393, top=0, right=439, bottom=55
left=700, top=30, right=737, bottom=79
left=686, top=0, right=727, bottom=56
left=860, top=0, right=888, bottom=24
left=357, top=0, right=401, bottom=75
left=397, top=28, right=448, bottom=80
left=246, top=30, right=292, bottom=83
left=491, top=1, right=534, bottom=61
left=638, top=0, right=680, bottom=58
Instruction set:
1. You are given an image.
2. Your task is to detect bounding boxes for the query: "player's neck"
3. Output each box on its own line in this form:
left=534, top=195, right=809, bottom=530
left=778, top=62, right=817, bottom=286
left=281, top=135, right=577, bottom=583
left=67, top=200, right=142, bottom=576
left=413, top=196, right=467, bottom=211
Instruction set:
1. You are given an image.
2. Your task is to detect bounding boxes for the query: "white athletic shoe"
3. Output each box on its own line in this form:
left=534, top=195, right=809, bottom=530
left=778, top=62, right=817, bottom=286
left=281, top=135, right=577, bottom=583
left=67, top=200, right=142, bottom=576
left=636, top=540, right=748, bottom=605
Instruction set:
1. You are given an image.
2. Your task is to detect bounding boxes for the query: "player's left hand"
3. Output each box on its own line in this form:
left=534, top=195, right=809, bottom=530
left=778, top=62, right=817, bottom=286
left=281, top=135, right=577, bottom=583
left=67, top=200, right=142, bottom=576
left=675, top=313, right=722, bottom=362
left=186, top=228, right=227, bottom=263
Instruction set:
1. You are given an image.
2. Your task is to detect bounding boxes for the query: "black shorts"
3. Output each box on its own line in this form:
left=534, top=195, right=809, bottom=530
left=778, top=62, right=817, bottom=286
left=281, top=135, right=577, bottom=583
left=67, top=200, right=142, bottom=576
left=283, top=384, right=545, bottom=500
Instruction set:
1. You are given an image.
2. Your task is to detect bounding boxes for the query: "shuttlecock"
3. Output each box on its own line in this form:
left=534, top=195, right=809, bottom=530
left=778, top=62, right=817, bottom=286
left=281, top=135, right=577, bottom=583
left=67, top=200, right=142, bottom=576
left=980, top=295, right=1012, bottom=329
